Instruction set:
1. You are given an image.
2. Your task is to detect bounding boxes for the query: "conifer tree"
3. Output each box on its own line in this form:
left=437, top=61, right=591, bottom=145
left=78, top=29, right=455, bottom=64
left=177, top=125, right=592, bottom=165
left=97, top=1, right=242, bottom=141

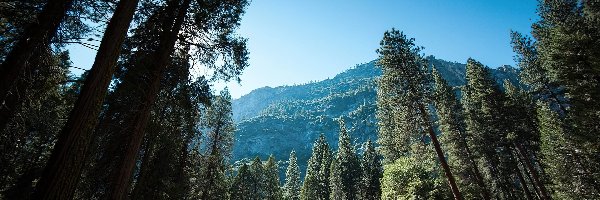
left=33, top=0, right=140, bottom=198
left=250, top=156, right=266, bottom=199
left=283, top=151, right=301, bottom=200
left=432, top=68, right=490, bottom=199
left=196, top=89, right=235, bottom=200
left=358, top=140, right=382, bottom=200
left=0, top=51, right=74, bottom=199
left=301, top=134, right=331, bottom=200
left=531, top=1, right=600, bottom=197
left=231, top=164, right=253, bottom=200
left=0, top=0, right=74, bottom=113
left=329, top=118, right=360, bottom=200
left=264, top=155, right=283, bottom=200
left=503, top=81, right=550, bottom=199
left=462, top=59, right=519, bottom=199
left=375, top=29, right=462, bottom=199
left=86, top=0, right=249, bottom=198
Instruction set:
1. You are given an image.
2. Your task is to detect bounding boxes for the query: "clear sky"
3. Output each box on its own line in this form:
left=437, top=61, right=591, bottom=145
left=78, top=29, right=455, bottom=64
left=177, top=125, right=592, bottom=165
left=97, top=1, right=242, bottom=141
left=68, top=0, right=539, bottom=99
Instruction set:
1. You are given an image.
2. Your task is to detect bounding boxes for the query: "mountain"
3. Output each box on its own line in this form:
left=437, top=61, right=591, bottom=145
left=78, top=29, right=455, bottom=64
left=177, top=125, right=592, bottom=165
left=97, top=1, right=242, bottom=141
left=230, top=56, right=519, bottom=177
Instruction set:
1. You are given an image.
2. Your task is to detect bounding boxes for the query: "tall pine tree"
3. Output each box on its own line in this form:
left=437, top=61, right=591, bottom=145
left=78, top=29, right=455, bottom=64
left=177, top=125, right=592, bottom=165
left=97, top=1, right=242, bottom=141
left=462, top=58, right=519, bottom=199
left=329, top=118, right=361, bottom=200
left=375, top=29, right=462, bottom=199
left=264, top=155, right=283, bottom=200
left=283, top=151, right=301, bottom=200
left=301, top=134, right=331, bottom=200
left=358, top=140, right=382, bottom=200
left=432, top=67, right=490, bottom=199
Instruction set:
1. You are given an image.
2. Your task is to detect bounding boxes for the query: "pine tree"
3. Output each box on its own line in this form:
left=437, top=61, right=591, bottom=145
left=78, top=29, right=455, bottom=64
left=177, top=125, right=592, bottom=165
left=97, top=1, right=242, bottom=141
left=196, top=89, right=235, bottom=200
left=432, top=67, right=490, bottom=199
left=250, top=156, right=266, bottom=199
left=329, top=118, right=360, bottom=200
left=358, top=140, right=382, bottom=200
left=33, top=0, right=140, bottom=198
left=264, top=155, right=283, bottom=200
left=301, top=134, right=331, bottom=200
left=530, top=1, right=600, bottom=197
left=283, top=151, right=301, bottom=200
left=0, top=51, right=74, bottom=199
left=375, top=29, right=462, bottom=199
left=462, top=58, right=519, bottom=199
left=503, top=81, right=550, bottom=199
left=536, top=101, right=582, bottom=199
left=231, top=164, right=253, bottom=200
left=87, top=0, right=249, bottom=198
left=0, top=0, right=74, bottom=117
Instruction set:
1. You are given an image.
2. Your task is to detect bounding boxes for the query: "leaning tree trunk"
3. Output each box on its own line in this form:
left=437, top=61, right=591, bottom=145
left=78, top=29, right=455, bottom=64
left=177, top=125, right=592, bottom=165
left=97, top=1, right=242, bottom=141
left=106, top=0, right=191, bottom=199
left=515, top=165, right=534, bottom=200
left=32, top=0, right=140, bottom=199
left=419, top=105, right=462, bottom=200
left=515, top=143, right=550, bottom=200
left=462, top=139, right=491, bottom=200
left=0, top=0, right=73, bottom=130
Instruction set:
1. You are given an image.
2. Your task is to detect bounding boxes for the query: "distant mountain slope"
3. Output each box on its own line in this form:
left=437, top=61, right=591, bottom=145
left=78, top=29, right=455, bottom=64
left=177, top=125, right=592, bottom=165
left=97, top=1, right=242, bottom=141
left=231, top=56, right=519, bottom=177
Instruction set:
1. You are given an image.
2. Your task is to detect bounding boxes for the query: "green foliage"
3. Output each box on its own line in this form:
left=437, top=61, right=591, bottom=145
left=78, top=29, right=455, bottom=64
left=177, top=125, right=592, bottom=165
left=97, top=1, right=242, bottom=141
left=381, top=157, right=448, bottom=200
left=0, top=51, right=74, bottom=199
left=513, top=1, right=600, bottom=198
left=250, top=157, right=266, bottom=199
left=283, top=151, right=301, bottom=200
left=462, top=59, right=522, bottom=199
left=432, top=67, right=490, bottom=199
left=358, top=140, right=382, bottom=200
left=329, top=119, right=361, bottom=200
left=301, top=134, right=332, bottom=200
left=375, top=29, right=430, bottom=162
left=192, top=90, right=235, bottom=200
left=264, top=155, right=283, bottom=200
left=230, top=164, right=254, bottom=200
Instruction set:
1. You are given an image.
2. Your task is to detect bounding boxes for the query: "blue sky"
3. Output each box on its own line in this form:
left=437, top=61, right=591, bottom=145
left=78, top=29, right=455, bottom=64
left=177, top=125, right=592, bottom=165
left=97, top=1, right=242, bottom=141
left=68, top=0, right=539, bottom=99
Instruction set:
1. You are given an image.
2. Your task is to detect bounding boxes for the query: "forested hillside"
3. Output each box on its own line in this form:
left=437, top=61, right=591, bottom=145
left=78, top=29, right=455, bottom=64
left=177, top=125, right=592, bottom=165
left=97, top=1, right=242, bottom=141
left=231, top=56, right=519, bottom=177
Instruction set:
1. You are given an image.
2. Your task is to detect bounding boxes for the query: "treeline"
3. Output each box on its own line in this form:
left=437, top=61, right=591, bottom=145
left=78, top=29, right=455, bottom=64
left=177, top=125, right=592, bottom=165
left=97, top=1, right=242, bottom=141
left=376, top=1, right=599, bottom=200
left=0, top=0, right=249, bottom=199
left=226, top=119, right=382, bottom=200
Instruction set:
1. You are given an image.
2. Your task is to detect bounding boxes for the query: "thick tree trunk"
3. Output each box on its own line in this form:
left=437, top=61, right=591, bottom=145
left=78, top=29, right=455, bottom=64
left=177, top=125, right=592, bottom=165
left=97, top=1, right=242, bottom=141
left=106, top=0, right=191, bottom=199
left=0, top=0, right=73, bottom=130
left=32, top=0, right=140, bottom=199
left=419, top=105, right=462, bottom=200
left=515, top=143, right=550, bottom=200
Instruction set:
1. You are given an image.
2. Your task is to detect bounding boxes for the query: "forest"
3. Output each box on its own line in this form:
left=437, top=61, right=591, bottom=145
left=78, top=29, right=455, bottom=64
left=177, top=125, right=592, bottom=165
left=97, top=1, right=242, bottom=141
left=0, top=0, right=599, bottom=200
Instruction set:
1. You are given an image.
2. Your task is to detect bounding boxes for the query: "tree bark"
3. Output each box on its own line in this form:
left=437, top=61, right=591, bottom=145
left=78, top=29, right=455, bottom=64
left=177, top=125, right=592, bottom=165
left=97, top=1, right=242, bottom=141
left=0, top=0, right=73, bottom=130
left=419, top=105, right=462, bottom=200
left=106, top=0, right=191, bottom=199
left=32, top=0, right=140, bottom=199
left=515, top=143, right=550, bottom=200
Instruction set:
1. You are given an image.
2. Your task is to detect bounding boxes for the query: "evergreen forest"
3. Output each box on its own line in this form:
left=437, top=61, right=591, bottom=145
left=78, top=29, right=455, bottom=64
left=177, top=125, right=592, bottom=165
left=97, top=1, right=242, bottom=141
left=0, top=0, right=599, bottom=199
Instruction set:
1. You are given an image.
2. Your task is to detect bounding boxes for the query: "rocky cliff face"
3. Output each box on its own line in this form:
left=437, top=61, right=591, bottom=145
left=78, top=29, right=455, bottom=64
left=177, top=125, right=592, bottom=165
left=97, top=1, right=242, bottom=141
left=231, top=56, right=519, bottom=177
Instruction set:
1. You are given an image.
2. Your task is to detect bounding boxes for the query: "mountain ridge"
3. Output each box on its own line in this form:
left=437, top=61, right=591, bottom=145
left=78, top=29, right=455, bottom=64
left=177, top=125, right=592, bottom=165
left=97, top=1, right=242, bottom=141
left=230, top=56, right=519, bottom=178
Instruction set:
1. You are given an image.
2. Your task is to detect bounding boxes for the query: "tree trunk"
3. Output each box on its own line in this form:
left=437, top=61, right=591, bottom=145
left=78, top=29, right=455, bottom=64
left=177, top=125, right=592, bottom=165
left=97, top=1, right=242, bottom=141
left=459, top=129, right=491, bottom=199
left=419, top=105, right=462, bottom=200
left=516, top=166, right=534, bottom=200
left=0, top=0, right=73, bottom=130
left=106, top=0, right=191, bottom=199
left=515, top=143, right=550, bottom=200
left=32, top=0, right=140, bottom=199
